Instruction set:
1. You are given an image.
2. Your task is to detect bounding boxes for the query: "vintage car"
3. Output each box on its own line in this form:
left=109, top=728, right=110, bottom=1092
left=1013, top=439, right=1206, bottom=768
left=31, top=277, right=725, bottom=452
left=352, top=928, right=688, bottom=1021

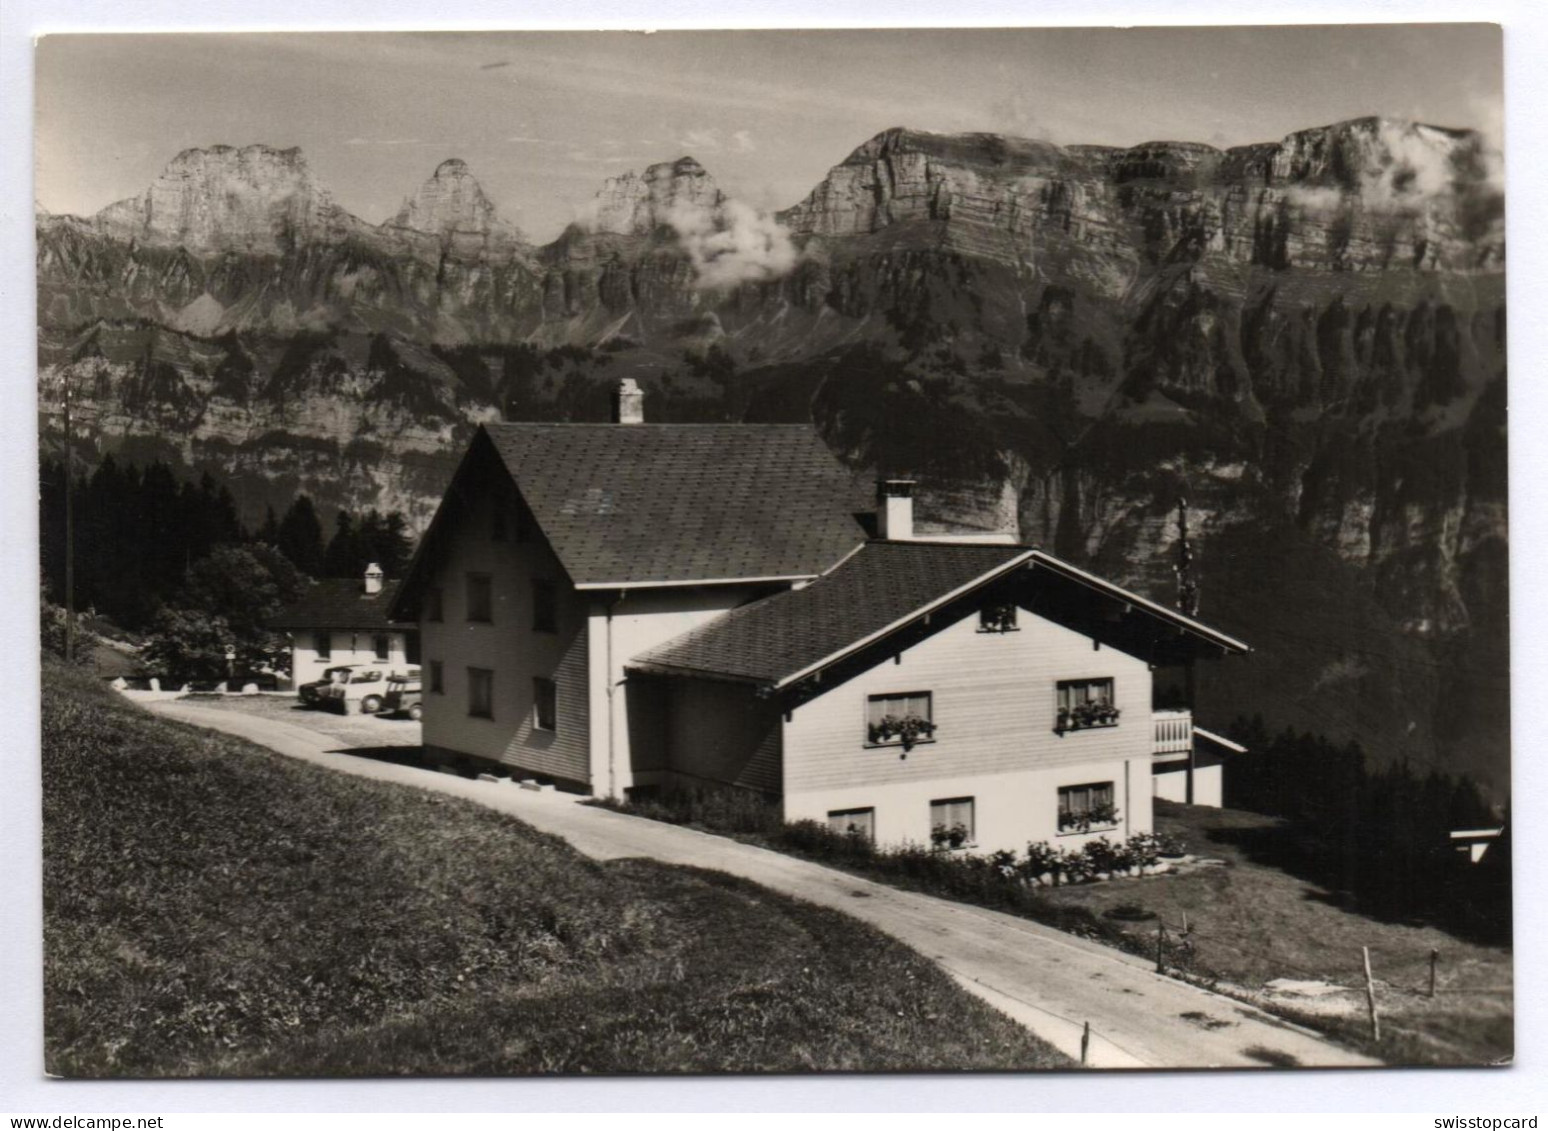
left=380, top=672, right=423, bottom=721
left=297, top=665, right=357, bottom=707
left=318, top=667, right=391, bottom=714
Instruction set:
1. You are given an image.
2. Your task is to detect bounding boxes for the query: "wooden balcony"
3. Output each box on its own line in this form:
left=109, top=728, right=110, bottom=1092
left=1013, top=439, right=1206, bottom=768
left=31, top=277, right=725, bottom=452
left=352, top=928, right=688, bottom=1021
left=1152, top=708, right=1193, bottom=758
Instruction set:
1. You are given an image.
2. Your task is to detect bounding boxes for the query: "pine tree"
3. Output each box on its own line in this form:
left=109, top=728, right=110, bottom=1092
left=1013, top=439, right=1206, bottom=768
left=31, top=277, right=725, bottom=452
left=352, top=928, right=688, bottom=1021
left=323, top=511, right=359, bottom=578
left=276, top=495, right=326, bottom=577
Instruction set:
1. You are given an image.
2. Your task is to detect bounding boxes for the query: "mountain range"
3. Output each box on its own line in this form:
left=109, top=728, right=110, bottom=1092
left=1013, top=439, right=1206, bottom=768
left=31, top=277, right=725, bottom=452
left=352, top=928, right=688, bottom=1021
left=35, top=116, right=1508, bottom=794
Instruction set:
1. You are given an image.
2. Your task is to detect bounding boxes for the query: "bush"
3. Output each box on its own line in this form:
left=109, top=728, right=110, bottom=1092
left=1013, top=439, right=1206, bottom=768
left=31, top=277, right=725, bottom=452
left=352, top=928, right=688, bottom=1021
left=40, top=596, right=100, bottom=666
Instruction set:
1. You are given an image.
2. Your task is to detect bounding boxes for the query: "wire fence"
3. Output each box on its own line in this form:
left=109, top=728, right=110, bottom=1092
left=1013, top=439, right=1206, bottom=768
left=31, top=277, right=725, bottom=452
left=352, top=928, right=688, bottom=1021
left=1138, top=913, right=1513, bottom=1016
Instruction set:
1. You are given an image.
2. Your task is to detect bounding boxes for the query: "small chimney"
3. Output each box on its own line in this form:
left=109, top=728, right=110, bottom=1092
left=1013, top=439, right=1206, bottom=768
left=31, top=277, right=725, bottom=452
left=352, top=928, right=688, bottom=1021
left=363, top=562, right=384, bottom=596
left=876, top=478, right=917, bottom=541
left=612, top=377, right=645, bottom=424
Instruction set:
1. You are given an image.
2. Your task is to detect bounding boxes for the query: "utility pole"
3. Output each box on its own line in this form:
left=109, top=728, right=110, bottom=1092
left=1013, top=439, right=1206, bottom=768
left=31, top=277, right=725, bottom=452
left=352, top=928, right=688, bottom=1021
left=62, top=369, right=76, bottom=665
left=1174, top=496, right=1198, bottom=803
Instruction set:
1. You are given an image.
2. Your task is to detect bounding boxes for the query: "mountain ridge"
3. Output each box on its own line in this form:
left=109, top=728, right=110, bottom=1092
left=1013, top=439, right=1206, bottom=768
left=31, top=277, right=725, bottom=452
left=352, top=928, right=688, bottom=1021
left=35, top=115, right=1509, bottom=794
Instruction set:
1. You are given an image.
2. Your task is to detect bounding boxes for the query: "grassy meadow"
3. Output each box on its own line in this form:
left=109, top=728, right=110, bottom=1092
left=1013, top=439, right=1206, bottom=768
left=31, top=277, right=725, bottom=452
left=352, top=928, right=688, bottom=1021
left=41, top=661, right=1068, bottom=1076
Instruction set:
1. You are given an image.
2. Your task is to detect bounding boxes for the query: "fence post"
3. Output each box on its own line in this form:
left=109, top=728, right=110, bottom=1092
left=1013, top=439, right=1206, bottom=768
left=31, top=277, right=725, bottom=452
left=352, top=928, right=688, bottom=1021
left=1081, top=1021, right=1090, bottom=1066
left=1155, top=922, right=1166, bottom=974
left=1362, top=945, right=1381, bottom=1043
left=1429, top=948, right=1439, bottom=998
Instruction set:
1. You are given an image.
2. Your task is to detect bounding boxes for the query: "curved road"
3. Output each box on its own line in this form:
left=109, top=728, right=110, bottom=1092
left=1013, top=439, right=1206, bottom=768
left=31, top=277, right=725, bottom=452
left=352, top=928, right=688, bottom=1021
left=146, top=697, right=1379, bottom=1071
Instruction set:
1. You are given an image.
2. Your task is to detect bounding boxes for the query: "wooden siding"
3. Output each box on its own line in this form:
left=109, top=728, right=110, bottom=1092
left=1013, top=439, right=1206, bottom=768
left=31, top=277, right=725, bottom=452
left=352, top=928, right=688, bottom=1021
left=663, top=679, right=782, bottom=795
left=781, top=606, right=1155, bottom=851
left=587, top=584, right=775, bottom=797
left=418, top=486, right=590, bottom=785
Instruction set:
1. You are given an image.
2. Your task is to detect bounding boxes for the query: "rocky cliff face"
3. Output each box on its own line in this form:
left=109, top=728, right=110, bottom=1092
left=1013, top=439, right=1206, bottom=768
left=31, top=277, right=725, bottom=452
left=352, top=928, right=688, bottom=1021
left=91, top=144, right=361, bottom=254
left=383, top=158, right=527, bottom=255
left=36, top=118, right=1509, bottom=791
left=588, top=157, right=726, bottom=236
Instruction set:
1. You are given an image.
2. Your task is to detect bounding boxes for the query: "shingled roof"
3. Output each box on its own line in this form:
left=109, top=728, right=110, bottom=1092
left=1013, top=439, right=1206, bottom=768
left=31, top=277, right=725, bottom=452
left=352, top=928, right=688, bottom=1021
left=481, top=423, right=868, bottom=587
left=629, top=541, right=1033, bottom=687
left=270, top=578, right=404, bottom=631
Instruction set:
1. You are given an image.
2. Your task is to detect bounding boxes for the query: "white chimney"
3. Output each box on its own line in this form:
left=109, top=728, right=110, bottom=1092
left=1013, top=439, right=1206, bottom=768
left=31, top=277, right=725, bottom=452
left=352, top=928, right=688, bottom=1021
left=364, top=562, right=384, bottom=595
left=877, top=478, right=917, bottom=541
left=612, top=377, right=645, bottom=424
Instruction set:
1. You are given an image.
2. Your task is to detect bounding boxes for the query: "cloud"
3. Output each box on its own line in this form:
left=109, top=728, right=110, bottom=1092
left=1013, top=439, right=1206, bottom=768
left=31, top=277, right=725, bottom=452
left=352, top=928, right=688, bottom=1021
left=1286, top=119, right=1503, bottom=221
left=674, top=127, right=757, bottom=156
left=666, top=198, right=798, bottom=290
left=344, top=137, right=427, bottom=147
left=678, top=127, right=723, bottom=152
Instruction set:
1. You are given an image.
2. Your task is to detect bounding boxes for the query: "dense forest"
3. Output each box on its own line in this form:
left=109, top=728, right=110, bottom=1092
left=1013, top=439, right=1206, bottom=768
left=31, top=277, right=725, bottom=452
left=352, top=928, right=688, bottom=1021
left=1222, top=716, right=1508, bottom=944
left=39, top=456, right=415, bottom=679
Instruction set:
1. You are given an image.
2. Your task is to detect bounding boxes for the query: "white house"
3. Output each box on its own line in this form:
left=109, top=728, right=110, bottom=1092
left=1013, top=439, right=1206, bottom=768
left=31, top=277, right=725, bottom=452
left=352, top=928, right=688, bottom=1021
left=272, top=564, right=419, bottom=689
left=390, top=381, right=1249, bottom=852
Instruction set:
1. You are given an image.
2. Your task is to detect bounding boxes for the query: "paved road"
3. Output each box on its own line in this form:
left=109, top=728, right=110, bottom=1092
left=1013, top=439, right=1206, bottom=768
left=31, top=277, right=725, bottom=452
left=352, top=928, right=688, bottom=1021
left=147, top=698, right=1380, bottom=1071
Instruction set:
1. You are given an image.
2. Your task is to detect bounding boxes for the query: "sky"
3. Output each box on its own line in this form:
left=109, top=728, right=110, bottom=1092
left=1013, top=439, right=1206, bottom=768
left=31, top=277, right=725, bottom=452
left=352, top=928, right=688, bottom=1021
left=35, top=26, right=1501, bottom=241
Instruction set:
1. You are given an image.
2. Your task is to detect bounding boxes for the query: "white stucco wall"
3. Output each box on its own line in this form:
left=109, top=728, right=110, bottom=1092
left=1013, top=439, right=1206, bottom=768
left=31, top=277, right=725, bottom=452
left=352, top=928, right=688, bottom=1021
left=1153, top=761, right=1223, bottom=808
left=780, top=606, right=1155, bottom=852
left=290, top=630, right=410, bottom=689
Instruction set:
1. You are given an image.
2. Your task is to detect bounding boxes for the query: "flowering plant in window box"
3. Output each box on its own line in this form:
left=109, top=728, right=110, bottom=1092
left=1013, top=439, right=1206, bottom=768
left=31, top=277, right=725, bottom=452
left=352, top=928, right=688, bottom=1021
left=1057, top=801, right=1121, bottom=833
left=930, top=822, right=972, bottom=850
left=868, top=713, right=937, bottom=750
left=1055, top=702, right=1121, bottom=734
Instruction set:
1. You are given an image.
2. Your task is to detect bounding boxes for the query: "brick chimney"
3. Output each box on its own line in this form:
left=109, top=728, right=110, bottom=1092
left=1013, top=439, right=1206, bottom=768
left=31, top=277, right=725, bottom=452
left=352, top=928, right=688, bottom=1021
left=612, top=377, right=645, bottom=424
left=876, top=478, right=917, bottom=541
left=364, top=562, right=384, bottom=595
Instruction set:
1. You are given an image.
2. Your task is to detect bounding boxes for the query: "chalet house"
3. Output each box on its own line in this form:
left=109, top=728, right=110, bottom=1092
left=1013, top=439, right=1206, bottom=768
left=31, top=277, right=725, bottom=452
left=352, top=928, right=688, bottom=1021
left=390, top=381, right=1249, bottom=852
left=271, top=564, right=420, bottom=689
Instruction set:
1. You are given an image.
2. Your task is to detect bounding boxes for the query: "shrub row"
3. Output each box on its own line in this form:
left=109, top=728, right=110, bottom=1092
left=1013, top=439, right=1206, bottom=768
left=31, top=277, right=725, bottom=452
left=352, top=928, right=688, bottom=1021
left=596, top=787, right=1189, bottom=957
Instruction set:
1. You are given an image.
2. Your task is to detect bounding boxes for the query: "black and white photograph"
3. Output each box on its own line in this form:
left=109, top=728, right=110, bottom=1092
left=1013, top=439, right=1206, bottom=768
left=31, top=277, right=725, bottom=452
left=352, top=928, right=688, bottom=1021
left=26, top=20, right=1513, bottom=1085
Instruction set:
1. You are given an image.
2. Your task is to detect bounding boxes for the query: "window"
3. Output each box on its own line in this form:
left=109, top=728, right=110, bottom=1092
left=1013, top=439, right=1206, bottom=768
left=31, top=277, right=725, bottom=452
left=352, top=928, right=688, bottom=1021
left=865, top=691, right=935, bottom=747
left=979, top=603, right=1018, bottom=632
left=930, top=797, right=976, bottom=847
left=373, top=634, right=392, bottom=661
left=468, top=667, right=494, bottom=719
left=533, top=677, right=557, bottom=732
left=314, top=631, right=331, bottom=661
left=427, top=587, right=444, bottom=623
left=828, top=808, right=875, bottom=841
left=1055, top=677, right=1118, bottom=732
left=428, top=660, right=444, bottom=694
left=532, top=579, right=558, bottom=634
left=491, top=506, right=508, bottom=542
left=466, top=573, right=492, bottom=623
left=405, top=631, right=421, bottom=665
left=1058, top=782, right=1118, bottom=833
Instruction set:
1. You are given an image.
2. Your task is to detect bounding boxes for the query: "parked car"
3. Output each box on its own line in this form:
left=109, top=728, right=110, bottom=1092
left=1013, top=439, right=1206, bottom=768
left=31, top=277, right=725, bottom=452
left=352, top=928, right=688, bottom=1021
left=380, top=672, right=423, bottom=721
left=298, top=665, right=356, bottom=707
left=319, top=667, right=390, bottom=714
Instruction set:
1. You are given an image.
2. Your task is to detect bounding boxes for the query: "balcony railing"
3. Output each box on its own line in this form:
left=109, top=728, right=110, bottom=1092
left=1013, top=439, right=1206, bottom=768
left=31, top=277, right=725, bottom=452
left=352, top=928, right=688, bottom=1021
left=1152, top=708, right=1193, bottom=757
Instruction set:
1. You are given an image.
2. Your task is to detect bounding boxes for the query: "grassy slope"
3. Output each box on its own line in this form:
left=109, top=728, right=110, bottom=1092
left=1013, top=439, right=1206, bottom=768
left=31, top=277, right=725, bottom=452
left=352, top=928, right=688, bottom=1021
left=1038, top=801, right=1512, bottom=1066
left=42, top=662, right=1067, bottom=1077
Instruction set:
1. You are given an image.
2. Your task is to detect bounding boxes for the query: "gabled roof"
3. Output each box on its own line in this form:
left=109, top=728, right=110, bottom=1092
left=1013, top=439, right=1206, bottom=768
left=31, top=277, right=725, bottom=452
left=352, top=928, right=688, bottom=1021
left=630, top=541, right=1033, bottom=687
left=629, top=541, right=1251, bottom=691
left=270, top=579, right=404, bottom=631
left=482, top=423, right=867, bottom=588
